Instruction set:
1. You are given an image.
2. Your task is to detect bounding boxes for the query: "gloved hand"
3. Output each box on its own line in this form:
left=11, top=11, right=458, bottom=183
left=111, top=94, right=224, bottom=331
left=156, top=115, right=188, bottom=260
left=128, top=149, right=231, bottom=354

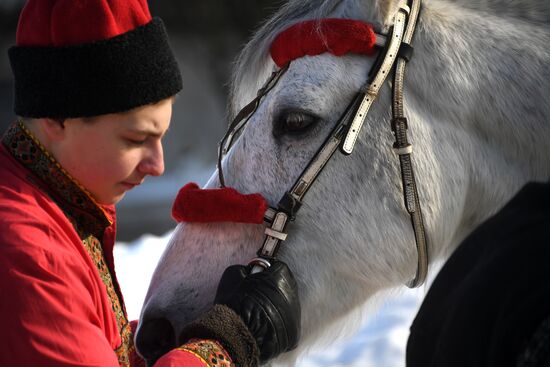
left=215, top=260, right=301, bottom=363
left=178, top=260, right=301, bottom=367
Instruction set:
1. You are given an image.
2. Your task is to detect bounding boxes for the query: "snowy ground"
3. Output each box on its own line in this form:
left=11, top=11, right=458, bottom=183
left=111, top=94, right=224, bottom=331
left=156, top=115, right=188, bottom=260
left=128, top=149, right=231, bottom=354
left=115, top=232, right=427, bottom=367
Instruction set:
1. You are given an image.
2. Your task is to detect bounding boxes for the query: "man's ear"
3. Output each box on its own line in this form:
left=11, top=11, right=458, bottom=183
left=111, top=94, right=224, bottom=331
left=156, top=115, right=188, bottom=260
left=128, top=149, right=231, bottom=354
left=38, top=118, right=66, bottom=141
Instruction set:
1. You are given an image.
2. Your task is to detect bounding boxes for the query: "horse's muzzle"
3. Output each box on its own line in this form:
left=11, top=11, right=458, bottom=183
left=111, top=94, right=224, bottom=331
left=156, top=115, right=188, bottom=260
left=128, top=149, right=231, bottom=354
left=135, top=317, right=177, bottom=366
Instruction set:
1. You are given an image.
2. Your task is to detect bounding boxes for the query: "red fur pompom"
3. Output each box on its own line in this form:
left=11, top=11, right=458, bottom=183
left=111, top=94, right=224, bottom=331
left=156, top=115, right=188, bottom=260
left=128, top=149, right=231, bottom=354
left=171, top=182, right=268, bottom=224
left=270, top=18, right=377, bottom=67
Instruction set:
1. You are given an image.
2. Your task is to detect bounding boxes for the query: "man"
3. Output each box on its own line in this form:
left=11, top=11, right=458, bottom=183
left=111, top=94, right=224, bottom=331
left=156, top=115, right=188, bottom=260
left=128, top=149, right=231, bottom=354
left=0, top=1, right=300, bottom=366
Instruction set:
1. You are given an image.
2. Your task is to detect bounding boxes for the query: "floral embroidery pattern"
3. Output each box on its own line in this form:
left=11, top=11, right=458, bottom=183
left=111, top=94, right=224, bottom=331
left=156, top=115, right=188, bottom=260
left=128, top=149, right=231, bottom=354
left=178, top=339, right=234, bottom=367
left=82, top=235, right=134, bottom=367
left=2, top=122, right=132, bottom=366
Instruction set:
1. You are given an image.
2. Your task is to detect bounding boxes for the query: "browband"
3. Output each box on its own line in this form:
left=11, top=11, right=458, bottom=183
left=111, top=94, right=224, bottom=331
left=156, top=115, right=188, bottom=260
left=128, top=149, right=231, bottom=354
left=270, top=18, right=377, bottom=67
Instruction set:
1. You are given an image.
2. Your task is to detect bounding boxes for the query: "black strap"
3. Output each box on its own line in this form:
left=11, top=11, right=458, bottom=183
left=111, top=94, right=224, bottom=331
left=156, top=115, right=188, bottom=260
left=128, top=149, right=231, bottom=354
left=218, top=64, right=289, bottom=187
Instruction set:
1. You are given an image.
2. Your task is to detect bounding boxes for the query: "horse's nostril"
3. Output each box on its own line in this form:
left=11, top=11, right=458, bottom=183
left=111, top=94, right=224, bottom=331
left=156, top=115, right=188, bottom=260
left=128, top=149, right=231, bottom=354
left=135, top=317, right=176, bottom=364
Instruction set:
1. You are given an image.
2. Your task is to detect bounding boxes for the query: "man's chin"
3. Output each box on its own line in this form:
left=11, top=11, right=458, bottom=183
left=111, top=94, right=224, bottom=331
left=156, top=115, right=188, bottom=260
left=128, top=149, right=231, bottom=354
left=94, top=192, right=125, bottom=206
left=110, top=193, right=126, bottom=205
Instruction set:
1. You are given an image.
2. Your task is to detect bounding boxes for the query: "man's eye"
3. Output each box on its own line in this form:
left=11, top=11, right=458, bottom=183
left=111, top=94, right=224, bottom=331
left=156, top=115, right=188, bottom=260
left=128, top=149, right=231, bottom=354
left=126, top=138, right=147, bottom=146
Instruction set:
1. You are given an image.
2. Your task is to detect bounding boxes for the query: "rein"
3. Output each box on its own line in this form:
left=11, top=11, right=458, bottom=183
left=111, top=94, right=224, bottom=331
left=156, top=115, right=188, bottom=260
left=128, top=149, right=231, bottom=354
left=218, top=0, right=428, bottom=287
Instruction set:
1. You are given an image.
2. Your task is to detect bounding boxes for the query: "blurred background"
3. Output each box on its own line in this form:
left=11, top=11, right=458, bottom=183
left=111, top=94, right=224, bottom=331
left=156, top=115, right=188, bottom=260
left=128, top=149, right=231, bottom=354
left=0, top=0, right=281, bottom=241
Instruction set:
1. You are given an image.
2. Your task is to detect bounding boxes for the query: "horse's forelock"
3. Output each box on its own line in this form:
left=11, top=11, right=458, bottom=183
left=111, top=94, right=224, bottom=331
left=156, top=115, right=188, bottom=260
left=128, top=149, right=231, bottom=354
left=229, top=0, right=347, bottom=117
left=230, top=0, right=550, bottom=117
left=228, top=0, right=417, bottom=117
left=230, top=0, right=550, bottom=114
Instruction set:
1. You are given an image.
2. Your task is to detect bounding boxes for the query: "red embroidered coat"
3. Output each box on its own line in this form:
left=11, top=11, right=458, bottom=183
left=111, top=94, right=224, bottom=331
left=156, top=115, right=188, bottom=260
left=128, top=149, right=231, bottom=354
left=0, top=123, right=233, bottom=367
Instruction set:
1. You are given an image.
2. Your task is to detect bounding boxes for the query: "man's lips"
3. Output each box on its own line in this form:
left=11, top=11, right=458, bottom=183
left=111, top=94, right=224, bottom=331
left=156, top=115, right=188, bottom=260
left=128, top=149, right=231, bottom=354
left=120, top=181, right=143, bottom=189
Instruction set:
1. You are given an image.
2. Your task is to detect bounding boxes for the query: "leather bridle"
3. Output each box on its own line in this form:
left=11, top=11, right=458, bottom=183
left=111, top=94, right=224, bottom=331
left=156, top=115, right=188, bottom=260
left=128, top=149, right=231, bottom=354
left=217, top=0, right=428, bottom=288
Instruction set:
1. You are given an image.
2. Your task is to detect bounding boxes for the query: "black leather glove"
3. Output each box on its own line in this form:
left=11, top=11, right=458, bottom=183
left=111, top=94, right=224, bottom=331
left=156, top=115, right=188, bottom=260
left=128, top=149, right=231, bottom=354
left=214, top=260, right=301, bottom=363
left=178, top=260, right=300, bottom=366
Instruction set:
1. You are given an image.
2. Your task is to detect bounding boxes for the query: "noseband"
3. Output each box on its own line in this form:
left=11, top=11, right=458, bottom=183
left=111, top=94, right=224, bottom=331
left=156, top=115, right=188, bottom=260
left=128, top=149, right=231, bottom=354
left=218, top=0, right=428, bottom=288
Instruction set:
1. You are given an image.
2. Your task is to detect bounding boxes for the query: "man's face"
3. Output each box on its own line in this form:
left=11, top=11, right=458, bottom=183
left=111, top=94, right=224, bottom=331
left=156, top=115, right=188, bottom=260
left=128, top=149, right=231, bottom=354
left=53, top=98, right=173, bottom=205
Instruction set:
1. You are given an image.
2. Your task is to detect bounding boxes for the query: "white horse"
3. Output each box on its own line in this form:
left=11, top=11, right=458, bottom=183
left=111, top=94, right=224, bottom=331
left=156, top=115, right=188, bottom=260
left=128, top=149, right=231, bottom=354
left=136, top=0, right=550, bottom=364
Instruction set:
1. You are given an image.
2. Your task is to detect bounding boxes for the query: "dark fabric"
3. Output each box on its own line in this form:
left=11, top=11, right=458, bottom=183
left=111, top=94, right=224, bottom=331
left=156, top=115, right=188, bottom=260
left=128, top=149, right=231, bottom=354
left=179, top=305, right=260, bottom=367
left=9, top=18, right=182, bottom=119
left=407, top=182, right=550, bottom=367
left=517, top=314, right=550, bottom=367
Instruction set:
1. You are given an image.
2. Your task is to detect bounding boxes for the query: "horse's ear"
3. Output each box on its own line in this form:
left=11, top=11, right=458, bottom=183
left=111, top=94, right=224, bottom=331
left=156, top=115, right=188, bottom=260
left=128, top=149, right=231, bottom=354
left=376, top=0, right=403, bottom=28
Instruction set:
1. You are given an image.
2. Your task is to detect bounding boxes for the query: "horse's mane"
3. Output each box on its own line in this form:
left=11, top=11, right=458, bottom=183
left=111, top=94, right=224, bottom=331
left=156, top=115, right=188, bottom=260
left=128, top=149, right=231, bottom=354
left=229, top=0, right=345, bottom=117
left=444, top=0, right=550, bottom=25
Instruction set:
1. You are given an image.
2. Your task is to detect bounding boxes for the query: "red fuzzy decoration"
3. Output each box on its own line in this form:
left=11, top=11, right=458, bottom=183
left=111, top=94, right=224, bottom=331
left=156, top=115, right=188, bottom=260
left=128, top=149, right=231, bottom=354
left=172, top=183, right=268, bottom=224
left=16, top=0, right=152, bottom=47
left=270, top=18, right=377, bottom=67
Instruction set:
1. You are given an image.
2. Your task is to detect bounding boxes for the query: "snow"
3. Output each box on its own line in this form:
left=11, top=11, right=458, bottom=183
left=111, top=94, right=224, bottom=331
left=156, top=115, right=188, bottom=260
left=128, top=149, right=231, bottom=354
left=114, top=232, right=426, bottom=367
left=114, top=232, right=172, bottom=320
left=294, top=289, right=424, bottom=367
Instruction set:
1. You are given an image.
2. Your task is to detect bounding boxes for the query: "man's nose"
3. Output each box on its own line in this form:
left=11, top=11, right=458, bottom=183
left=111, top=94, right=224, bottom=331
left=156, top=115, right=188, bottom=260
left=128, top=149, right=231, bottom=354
left=138, top=142, right=164, bottom=177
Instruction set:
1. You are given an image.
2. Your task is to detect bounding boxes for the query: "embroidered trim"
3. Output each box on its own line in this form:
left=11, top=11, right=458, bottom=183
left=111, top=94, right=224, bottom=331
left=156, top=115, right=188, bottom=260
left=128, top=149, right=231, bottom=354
left=17, top=120, right=100, bottom=205
left=2, top=122, right=112, bottom=235
left=177, top=339, right=234, bottom=367
left=178, top=349, right=210, bottom=366
left=83, top=235, right=133, bottom=366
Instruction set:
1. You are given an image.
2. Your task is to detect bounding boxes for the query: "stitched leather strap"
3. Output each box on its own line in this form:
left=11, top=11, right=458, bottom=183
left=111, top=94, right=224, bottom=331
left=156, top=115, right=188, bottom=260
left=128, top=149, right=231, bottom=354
left=390, top=0, right=428, bottom=288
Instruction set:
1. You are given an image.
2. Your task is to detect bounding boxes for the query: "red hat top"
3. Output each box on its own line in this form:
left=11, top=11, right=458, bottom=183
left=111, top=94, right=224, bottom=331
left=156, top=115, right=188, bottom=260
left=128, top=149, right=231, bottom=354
left=16, top=0, right=152, bottom=47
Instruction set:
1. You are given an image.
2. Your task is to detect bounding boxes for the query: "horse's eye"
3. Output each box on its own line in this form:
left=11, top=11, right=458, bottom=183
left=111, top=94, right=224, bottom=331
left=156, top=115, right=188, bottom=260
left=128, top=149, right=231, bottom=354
left=274, top=110, right=319, bottom=137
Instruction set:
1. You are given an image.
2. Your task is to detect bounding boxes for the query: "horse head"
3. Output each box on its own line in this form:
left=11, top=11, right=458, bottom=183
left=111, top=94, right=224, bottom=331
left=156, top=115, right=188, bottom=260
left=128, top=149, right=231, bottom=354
left=136, top=0, right=550, bottom=364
